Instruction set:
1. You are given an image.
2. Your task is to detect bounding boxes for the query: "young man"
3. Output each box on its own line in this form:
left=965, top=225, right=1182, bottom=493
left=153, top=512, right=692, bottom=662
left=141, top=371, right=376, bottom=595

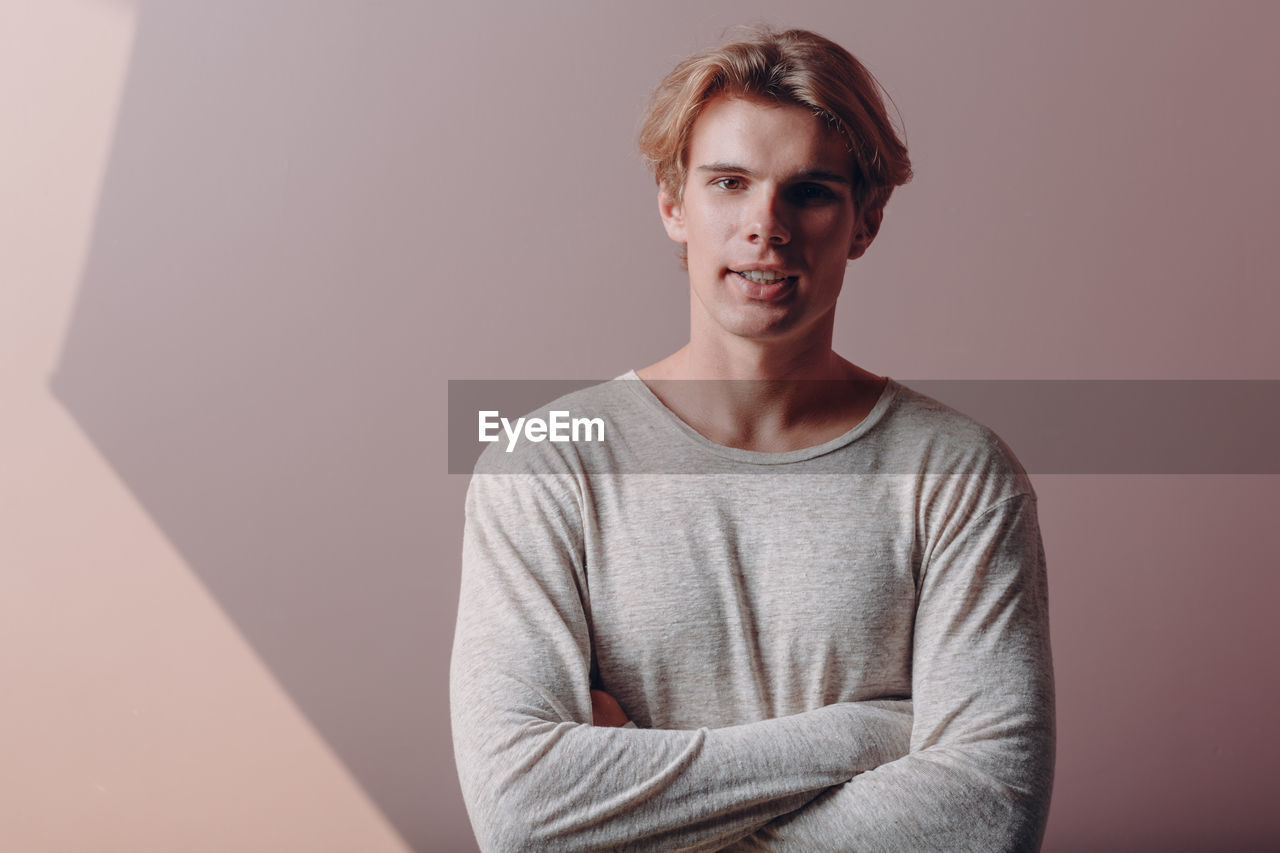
left=452, top=27, right=1054, bottom=851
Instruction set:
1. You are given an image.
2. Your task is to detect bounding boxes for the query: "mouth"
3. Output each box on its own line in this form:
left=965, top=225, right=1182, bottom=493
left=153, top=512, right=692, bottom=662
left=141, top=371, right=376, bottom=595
left=728, top=269, right=797, bottom=302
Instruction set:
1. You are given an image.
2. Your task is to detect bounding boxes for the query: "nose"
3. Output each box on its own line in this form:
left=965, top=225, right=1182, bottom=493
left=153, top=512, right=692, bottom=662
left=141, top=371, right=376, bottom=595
left=747, top=188, right=790, bottom=245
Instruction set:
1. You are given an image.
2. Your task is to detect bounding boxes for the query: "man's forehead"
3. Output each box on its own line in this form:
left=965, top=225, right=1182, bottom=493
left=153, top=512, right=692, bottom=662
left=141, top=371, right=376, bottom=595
left=687, top=95, right=854, bottom=180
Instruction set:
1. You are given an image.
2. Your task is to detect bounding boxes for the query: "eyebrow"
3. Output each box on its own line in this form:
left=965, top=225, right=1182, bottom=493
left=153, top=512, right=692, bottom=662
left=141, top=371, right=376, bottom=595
left=694, top=162, right=852, bottom=184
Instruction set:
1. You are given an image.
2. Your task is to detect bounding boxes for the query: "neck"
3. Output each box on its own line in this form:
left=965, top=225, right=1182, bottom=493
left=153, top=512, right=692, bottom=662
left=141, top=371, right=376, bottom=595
left=680, top=300, right=841, bottom=380
left=637, top=329, right=884, bottom=452
left=681, top=334, right=843, bottom=382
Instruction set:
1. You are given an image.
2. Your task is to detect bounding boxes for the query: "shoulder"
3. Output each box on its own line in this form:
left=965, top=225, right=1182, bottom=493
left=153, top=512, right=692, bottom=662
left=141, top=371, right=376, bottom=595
left=872, top=385, right=1047, bottom=586
left=471, top=374, right=673, bottom=479
left=879, top=380, right=1034, bottom=499
left=868, top=382, right=1038, bottom=559
left=470, top=380, right=618, bottom=470
left=466, top=377, right=660, bottom=525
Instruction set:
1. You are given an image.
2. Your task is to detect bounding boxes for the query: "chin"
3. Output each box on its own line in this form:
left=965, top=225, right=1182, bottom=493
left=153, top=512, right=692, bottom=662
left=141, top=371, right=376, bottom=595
left=717, top=314, right=804, bottom=342
left=717, top=300, right=837, bottom=344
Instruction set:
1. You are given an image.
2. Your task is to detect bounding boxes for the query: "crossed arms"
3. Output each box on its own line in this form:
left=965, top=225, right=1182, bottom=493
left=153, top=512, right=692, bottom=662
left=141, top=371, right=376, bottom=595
left=450, top=469, right=1054, bottom=852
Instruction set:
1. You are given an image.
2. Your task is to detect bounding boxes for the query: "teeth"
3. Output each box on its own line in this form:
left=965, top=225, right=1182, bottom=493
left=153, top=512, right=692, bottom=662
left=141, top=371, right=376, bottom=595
left=737, top=270, right=788, bottom=284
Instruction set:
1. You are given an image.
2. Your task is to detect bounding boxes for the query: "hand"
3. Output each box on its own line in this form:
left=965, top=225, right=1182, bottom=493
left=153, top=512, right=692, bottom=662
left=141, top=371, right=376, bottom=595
left=590, top=689, right=630, bottom=727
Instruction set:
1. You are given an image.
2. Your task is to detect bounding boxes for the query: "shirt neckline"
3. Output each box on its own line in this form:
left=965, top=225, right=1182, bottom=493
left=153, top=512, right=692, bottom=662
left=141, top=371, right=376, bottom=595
left=617, top=369, right=900, bottom=465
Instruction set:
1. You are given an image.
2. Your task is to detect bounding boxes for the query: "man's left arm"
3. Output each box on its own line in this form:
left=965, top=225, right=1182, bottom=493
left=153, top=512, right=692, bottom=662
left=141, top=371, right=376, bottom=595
left=731, top=491, right=1055, bottom=852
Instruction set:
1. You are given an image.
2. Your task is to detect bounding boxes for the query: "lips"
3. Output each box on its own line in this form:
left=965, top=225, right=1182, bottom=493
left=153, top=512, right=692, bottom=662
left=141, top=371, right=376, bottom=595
left=734, top=269, right=789, bottom=284
left=729, top=269, right=796, bottom=302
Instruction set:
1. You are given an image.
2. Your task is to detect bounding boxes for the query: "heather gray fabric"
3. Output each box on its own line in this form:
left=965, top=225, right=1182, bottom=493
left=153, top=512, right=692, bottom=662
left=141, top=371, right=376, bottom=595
left=451, top=375, right=1054, bottom=852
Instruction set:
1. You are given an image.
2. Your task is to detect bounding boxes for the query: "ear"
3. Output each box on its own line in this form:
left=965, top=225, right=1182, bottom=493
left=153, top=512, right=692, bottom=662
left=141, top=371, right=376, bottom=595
left=847, top=205, right=883, bottom=261
left=658, top=188, right=688, bottom=244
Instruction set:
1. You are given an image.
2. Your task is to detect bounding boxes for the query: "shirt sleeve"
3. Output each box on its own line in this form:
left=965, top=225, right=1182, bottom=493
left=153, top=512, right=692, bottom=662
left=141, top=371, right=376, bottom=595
left=450, top=468, right=914, bottom=853
left=727, top=492, right=1055, bottom=852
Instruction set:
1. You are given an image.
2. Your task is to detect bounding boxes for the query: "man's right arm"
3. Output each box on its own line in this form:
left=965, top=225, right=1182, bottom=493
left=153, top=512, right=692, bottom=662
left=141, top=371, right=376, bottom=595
left=450, top=470, right=911, bottom=852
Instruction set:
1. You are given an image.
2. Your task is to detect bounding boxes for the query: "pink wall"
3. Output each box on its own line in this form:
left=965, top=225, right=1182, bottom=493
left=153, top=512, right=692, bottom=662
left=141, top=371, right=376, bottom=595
left=7, top=1, right=1277, bottom=849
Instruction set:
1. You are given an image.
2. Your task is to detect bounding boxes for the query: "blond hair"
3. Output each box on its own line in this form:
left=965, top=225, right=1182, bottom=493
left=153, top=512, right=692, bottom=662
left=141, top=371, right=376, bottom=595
left=639, top=26, right=912, bottom=219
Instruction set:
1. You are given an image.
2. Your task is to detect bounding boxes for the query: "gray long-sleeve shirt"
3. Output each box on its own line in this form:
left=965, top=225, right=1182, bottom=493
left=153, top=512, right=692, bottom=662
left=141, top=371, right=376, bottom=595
left=451, top=376, right=1054, bottom=851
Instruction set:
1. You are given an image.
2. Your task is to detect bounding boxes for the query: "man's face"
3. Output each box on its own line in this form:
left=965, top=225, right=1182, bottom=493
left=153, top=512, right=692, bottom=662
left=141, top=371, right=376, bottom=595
left=659, top=94, right=877, bottom=347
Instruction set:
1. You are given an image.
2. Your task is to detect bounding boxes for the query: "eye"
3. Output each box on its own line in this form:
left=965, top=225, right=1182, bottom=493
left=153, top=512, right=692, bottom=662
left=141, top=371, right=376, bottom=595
left=712, top=177, right=744, bottom=191
left=788, top=183, right=838, bottom=204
